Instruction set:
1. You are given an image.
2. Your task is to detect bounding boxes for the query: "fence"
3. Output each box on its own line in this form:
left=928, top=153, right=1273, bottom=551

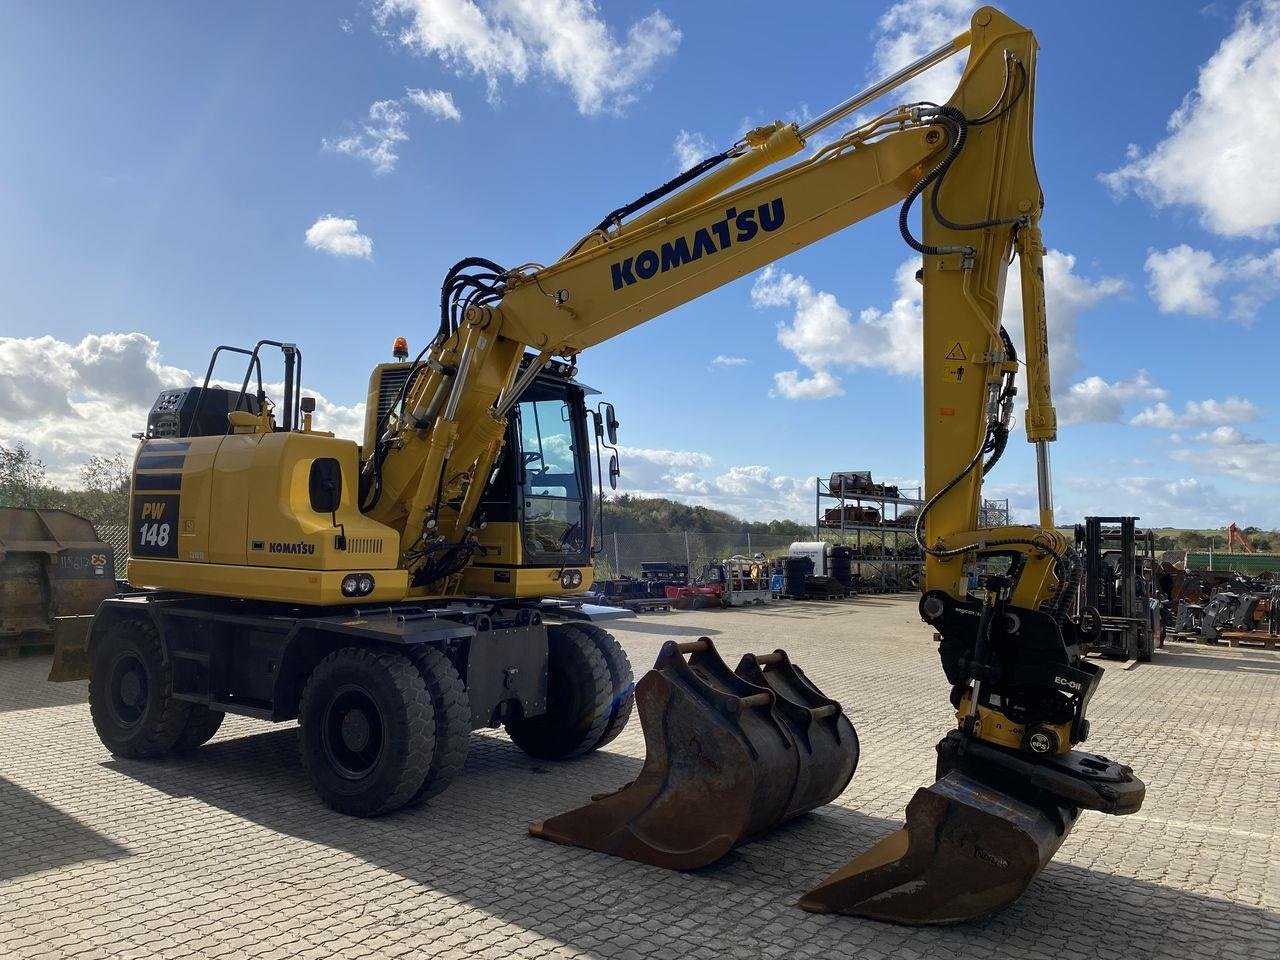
left=99, top=525, right=129, bottom=578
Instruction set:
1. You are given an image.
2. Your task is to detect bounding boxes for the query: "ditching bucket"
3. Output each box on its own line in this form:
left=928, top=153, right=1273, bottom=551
left=530, top=637, right=858, bottom=869
left=800, top=730, right=1145, bottom=924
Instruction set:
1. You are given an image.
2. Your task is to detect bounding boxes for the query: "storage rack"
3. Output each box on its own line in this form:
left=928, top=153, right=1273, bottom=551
left=814, top=475, right=923, bottom=593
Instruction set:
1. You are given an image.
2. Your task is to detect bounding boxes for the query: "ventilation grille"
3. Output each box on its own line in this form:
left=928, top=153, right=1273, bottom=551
left=376, top=366, right=414, bottom=426
left=347, top=537, right=385, bottom=555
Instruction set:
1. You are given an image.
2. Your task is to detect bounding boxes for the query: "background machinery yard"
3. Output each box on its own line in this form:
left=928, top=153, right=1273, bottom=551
left=53, top=6, right=1144, bottom=926
left=1074, top=517, right=1161, bottom=663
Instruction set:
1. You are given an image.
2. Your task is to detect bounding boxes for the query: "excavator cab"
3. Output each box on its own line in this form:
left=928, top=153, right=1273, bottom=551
left=364, top=352, right=605, bottom=598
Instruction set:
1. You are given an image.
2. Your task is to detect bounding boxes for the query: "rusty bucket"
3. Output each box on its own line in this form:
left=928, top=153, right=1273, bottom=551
left=529, top=637, right=857, bottom=869
left=800, top=731, right=1146, bottom=924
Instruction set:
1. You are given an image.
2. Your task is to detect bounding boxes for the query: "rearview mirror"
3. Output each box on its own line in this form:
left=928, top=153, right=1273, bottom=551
left=309, top=457, right=343, bottom=513
left=602, top=402, right=619, bottom=446
left=608, top=452, right=620, bottom=491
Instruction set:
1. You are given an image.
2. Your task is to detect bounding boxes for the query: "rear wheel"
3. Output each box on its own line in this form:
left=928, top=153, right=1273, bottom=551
left=406, top=645, right=470, bottom=804
left=89, top=617, right=191, bottom=759
left=298, top=648, right=434, bottom=817
left=176, top=705, right=225, bottom=751
left=506, top=624, right=611, bottom=760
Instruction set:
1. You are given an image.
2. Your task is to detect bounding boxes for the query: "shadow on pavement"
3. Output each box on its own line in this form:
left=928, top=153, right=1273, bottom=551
left=0, top=775, right=130, bottom=882
left=608, top=622, right=722, bottom=638
left=1158, top=646, right=1280, bottom=675
left=104, top=727, right=1278, bottom=958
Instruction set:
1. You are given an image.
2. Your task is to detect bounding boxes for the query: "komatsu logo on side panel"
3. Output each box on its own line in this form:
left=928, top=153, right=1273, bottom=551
left=610, top=198, right=786, bottom=291
left=268, top=541, right=316, bottom=555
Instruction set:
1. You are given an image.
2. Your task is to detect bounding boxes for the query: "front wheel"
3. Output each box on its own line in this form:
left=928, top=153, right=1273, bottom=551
left=88, top=617, right=192, bottom=759
left=298, top=648, right=435, bottom=817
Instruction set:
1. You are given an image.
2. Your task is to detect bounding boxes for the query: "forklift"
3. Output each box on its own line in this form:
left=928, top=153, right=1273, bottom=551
left=1074, top=517, right=1161, bottom=662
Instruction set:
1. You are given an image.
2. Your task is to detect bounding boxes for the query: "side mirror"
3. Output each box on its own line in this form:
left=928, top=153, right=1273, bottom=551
left=309, top=457, right=343, bottom=513
left=602, top=402, right=619, bottom=446
left=608, top=452, right=620, bottom=491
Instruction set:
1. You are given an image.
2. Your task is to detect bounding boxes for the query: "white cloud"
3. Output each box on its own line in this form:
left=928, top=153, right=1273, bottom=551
left=323, top=98, right=410, bottom=174
left=872, top=1, right=973, bottom=105
left=405, top=87, right=462, bottom=121
left=673, top=129, right=712, bottom=170
left=770, top=370, right=844, bottom=400
left=612, top=446, right=813, bottom=520
left=1057, top=371, right=1166, bottom=427
left=1144, top=244, right=1225, bottom=316
left=709, top=354, right=748, bottom=368
left=1059, top=475, right=1264, bottom=527
left=305, top=216, right=373, bottom=259
left=753, top=260, right=922, bottom=384
left=374, top=0, right=680, bottom=116
left=1101, top=1, right=1280, bottom=239
left=325, top=88, right=462, bottom=174
left=1169, top=428, right=1280, bottom=487
left=0, top=333, right=365, bottom=486
left=1144, top=244, right=1280, bottom=320
left=1130, top=397, right=1261, bottom=429
left=755, top=250, right=1130, bottom=421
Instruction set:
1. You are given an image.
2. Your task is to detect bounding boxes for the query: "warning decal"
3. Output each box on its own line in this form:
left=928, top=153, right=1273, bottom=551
left=945, top=341, right=969, bottom=361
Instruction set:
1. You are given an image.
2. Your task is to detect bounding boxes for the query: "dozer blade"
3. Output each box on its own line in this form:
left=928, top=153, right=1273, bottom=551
left=800, top=730, right=1145, bottom=925
left=530, top=637, right=857, bottom=869
left=48, top=614, right=94, bottom=682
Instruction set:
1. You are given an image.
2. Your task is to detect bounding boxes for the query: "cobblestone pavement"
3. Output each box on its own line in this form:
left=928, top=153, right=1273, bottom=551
left=1, top=597, right=1277, bottom=959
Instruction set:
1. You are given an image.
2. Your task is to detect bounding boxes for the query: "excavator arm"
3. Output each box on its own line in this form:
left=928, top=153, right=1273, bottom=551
left=362, top=6, right=1144, bottom=923
left=371, top=9, right=1049, bottom=581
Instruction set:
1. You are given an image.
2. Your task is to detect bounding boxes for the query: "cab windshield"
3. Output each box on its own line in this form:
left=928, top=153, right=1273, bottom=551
left=516, top=393, right=586, bottom=560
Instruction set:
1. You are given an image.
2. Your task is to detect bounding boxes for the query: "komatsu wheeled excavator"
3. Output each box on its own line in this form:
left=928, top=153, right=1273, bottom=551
left=55, top=7, right=1144, bottom=925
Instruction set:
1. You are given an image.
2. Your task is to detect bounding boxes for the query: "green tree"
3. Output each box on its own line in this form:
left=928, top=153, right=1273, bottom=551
left=1179, top=531, right=1209, bottom=550
left=0, top=442, right=52, bottom=508
left=66, top=453, right=131, bottom=528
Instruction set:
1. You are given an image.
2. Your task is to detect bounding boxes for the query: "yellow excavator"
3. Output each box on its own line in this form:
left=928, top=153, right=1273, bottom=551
left=54, top=6, right=1144, bottom=925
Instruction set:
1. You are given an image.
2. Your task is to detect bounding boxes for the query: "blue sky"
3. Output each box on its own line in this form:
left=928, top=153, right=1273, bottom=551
left=2, top=1, right=1279, bottom=527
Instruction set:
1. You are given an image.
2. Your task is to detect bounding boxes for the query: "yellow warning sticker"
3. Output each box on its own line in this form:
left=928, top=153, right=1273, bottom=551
left=942, top=364, right=967, bottom=383
left=945, top=340, right=970, bottom=362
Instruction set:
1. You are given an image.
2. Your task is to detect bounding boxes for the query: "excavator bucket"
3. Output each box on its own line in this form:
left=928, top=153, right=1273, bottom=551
left=48, top=614, right=95, bottom=682
left=530, top=637, right=857, bottom=869
left=800, top=731, right=1145, bottom=924
left=0, top=507, right=115, bottom=679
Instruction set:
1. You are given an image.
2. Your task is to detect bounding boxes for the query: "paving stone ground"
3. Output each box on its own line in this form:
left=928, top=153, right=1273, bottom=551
left=1, top=596, right=1277, bottom=959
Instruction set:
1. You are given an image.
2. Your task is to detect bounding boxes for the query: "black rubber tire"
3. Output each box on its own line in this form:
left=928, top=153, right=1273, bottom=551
left=89, top=617, right=192, bottom=759
left=406, top=645, right=471, bottom=804
left=563, top=623, right=633, bottom=749
left=175, top=705, right=226, bottom=751
left=298, top=647, right=435, bottom=817
left=506, top=624, right=611, bottom=760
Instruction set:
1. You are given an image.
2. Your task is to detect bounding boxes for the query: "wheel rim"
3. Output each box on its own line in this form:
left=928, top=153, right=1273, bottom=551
left=106, top=651, right=148, bottom=728
left=321, top=685, right=385, bottom=779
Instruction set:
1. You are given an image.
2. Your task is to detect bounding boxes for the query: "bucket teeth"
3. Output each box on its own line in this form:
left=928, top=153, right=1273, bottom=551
left=529, top=637, right=858, bottom=869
